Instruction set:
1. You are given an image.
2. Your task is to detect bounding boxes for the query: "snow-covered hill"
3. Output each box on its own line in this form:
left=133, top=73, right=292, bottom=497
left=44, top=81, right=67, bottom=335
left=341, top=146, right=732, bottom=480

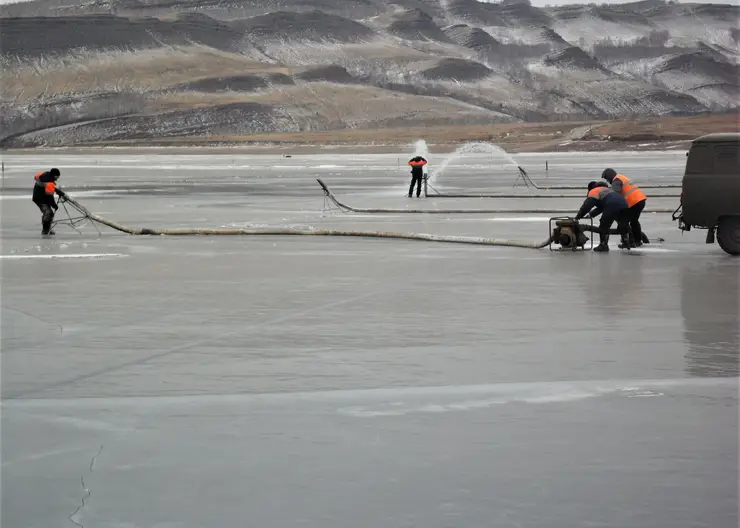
left=1, top=0, right=737, bottom=145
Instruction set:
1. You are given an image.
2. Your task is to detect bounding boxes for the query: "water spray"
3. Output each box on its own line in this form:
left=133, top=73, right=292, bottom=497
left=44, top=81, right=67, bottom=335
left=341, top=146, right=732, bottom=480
left=427, top=141, right=520, bottom=186
left=412, top=139, right=429, bottom=159
left=425, top=140, right=681, bottom=192
left=425, top=164, right=680, bottom=198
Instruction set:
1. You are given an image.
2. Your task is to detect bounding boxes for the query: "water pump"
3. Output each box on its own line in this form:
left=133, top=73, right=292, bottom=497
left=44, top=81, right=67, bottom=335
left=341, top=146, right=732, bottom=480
left=549, top=217, right=591, bottom=251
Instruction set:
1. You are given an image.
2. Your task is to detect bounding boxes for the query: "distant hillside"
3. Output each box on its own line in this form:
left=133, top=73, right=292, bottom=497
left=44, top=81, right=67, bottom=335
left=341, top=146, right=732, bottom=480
left=386, top=8, right=452, bottom=43
left=0, top=13, right=246, bottom=57
left=1, top=0, right=738, bottom=147
left=233, top=10, right=378, bottom=43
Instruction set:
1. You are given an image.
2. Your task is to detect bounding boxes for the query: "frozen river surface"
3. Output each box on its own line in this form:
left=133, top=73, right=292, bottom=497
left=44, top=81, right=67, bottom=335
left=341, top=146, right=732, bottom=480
left=1, top=149, right=738, bottom=528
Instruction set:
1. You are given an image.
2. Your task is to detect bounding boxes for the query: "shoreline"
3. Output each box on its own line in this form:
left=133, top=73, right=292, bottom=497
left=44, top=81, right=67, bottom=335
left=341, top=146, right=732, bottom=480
left=0, top=139, right=695, bottom=156
left=2, top=112, right=736, bottom=155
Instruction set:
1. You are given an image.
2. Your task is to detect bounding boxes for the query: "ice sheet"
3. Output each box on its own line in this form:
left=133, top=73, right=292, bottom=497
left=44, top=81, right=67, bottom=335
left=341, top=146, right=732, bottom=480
left=1, top=149, right=737, bottom=528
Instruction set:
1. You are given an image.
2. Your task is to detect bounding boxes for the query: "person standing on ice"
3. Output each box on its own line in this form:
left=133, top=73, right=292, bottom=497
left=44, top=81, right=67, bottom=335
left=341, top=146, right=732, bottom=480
left=601, top=168, right=647, bottom=248
left=574, top=181, right=631, bottom=252
left=407, top=156, right=427, bottom=198
left=31, top=168, right=62, bottom=236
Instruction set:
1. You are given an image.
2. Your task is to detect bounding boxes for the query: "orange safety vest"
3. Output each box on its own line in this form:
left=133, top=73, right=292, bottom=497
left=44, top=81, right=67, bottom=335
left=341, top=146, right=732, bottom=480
left=408, top=159, right=427, bottom=167
left=613, top=174, right=646, bottom=207
left=34, top=171, right=56, bottom=195
left=587, top=186, right=610, bottom=200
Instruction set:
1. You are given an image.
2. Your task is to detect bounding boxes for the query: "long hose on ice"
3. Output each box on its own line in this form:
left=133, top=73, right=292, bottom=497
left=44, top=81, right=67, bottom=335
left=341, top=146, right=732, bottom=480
left=525, top=182, right=681, bottom=191
left=514, top=166, right=681, bottom=190
left=317, top=179, right=677, bottom=214
left=425, top=167, right=681, bottom=197
left=424, top=186, right=681, bottom=199
left=55, top=191, right=555, bottom=249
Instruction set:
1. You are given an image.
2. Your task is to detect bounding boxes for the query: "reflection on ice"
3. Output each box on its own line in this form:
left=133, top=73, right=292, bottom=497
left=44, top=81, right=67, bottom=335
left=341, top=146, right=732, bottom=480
left=681, top=261, right=740, bottom=378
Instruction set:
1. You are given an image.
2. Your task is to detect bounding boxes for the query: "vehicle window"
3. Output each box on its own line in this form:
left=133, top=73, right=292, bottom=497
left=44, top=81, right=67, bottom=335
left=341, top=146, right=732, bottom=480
left=686, top=144, right=712, bottom=173
left=713, top=143, right=740, bottom=173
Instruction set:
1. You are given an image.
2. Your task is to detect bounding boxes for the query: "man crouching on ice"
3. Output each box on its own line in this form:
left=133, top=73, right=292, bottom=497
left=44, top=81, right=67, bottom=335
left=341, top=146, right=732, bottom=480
left=574, top=181, right=631, bottom=252
left=32, top=168, right=62, bottom=236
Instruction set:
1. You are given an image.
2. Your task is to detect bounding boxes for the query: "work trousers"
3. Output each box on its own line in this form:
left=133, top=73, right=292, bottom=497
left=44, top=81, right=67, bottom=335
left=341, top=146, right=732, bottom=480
left=600, top=207, right=630, bottom=240
left=36, top=202, right=55, bottom=234
left=408, top=174, right=424, bottom=197
left=625, top=199, right=646, bottom=244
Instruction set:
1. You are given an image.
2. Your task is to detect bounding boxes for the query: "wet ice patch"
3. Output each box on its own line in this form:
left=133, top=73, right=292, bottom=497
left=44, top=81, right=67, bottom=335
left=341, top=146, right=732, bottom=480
left=487, top=217, right=552, bottom=222
left=617, top=387, right=665, bottom=398
left=3, top=164, right=255, bottom=171
left=0, top=253, right=126, bottom=260
left=5, top=378, right=729, bottom=411
left=0, top=446, right=95, bottom=468
left=0, top=190, right=141, bottom=200
left=630, top=247, right=679, bottom=253
left=339, top=390, right=607, bottom=417
left=336, top=380, right=674, bottom=417
left=321, top=214, right=406, bottom=219
left=442, top=216, right=551, bottom=223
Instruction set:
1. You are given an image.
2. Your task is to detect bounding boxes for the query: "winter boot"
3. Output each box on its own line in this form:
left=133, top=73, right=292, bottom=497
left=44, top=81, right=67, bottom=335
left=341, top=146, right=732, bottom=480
left=41, top=220, right=53, bottom=236
left=618, top=232, right=632, bottom=250
left=593, top=233, right=609, bottom=252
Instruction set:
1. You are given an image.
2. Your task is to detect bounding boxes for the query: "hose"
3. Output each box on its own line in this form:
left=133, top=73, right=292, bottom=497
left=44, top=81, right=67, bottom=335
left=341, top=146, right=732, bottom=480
left=317, top=179, right=677, bottom=214
left=577, top=222, right=664, bottom=242
left=516, top=166, right=681, bottom=190
left=528, top=182, right=681, bottom=190
left=427, top=191, right=681, bottom=198
left=57, top=191, right=554, bottom=249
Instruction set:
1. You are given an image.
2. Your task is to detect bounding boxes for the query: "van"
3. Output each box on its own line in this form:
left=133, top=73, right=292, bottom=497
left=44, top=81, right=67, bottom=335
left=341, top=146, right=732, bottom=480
left=675, top=132, right=740, bottom=255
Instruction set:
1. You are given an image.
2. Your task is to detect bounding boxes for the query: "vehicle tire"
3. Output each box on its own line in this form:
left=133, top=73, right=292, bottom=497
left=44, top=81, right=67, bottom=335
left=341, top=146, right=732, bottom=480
left=717, top=216, right=740, bottom=256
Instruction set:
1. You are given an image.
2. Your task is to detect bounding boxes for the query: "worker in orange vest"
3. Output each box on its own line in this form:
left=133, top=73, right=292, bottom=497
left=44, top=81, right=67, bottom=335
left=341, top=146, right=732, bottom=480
left=601, top=168, right=647, bottom=248
left=32, top=168, right=62, bottom=235
left=575, top=181, right=631, bottom=252
left=407, top=156, right=427, bottom=198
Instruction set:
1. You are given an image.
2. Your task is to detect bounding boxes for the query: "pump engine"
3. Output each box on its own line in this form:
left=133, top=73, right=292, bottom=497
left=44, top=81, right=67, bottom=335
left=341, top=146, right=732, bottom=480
left=549, top=217, right=590, bottom=251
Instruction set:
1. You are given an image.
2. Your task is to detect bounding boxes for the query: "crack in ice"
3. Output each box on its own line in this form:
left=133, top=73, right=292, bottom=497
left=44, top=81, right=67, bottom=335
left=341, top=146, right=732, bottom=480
left=67, top=445, right=103, bottom=528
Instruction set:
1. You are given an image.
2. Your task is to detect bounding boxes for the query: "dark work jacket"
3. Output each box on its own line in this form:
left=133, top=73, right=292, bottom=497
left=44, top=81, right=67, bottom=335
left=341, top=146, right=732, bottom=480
left=576, top=186, right=627, bottom=220
left=408, top=157, right=427, bottom=178
left=32, top=171, right=59, bottom=207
